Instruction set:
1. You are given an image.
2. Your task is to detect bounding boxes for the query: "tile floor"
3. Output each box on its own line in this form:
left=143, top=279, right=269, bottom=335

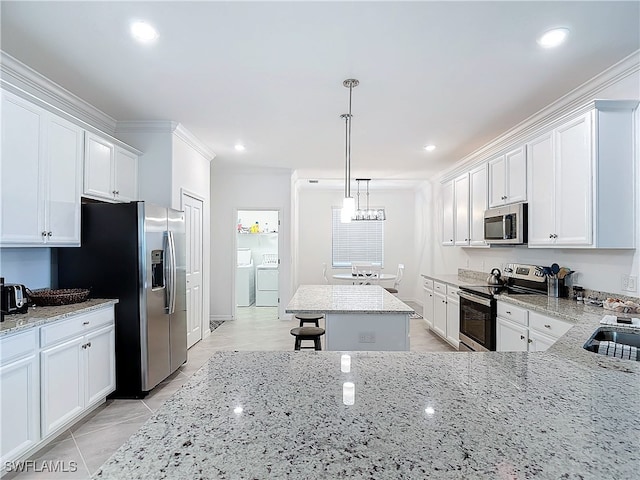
left=6, top=301, right=454, bottom=479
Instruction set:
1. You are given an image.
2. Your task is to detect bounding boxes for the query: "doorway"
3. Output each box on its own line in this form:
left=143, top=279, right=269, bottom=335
left=182, top=192, right=204, bottom=348
left=235, top=209, right=279, bottom=320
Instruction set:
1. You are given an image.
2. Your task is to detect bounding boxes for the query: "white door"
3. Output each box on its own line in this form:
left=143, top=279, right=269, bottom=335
left=423, top=287, right=434, bottom=329
left=441, top=181, right=454, bottom=245
left=453, top=173, right=469, bottom=246
left=183, top=193, right=204, bottom=348
left=433, top=292, right=447, bottom=338
left=505, top=146, right=527, bottom=204
left=496, top=318, right=528, bottom=352
left=445, top=296, right=459, bottom=348
left=488, top=154, right=506, bottom=207
left=469, top=163, right=487, bottom=246
left=114, top=147, right=138, bottom=202
left=527, top=132, right=555, bottom=246
left=85, top=325, right=116, bottom=406
left=84, top=133, right=114, bottom=200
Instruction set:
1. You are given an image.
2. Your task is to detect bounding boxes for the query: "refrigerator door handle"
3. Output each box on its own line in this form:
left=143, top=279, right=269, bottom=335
left=164, top=231, right=172, bottom=312
left=168, top=231, right=177, bottom=314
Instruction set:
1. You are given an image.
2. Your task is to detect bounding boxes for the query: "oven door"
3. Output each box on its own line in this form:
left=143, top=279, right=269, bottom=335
left=458, top=291, right=496, bottom=351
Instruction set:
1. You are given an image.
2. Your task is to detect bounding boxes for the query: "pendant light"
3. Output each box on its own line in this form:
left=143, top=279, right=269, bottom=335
left=340, top=79, right=358, bottom=223
left=354, top=178, right=386, bottom=221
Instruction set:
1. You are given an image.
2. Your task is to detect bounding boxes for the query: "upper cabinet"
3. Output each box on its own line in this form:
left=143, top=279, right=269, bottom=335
left=488, top=146, right=527, bottom=208
left=469, top=163, right=488, bottom=246
left=441, top=180, right=454, bottom=246
left=84, top=132, right=138, bottom=203
left=1, top=90, right=83, bottom=247
left=527, top=100, right=638, bottom=248
left=453, top=173, right=470, bottom=246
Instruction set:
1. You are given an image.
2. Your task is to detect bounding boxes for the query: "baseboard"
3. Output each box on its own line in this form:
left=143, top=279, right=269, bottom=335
left=209, top=314, right=233, bottom=322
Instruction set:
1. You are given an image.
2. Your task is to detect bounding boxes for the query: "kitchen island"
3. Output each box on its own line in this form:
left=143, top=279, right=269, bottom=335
left=285, top=284, right=414, bottom=351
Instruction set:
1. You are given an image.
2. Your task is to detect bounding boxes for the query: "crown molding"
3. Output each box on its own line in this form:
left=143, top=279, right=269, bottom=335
left=0, top=50, right=117, bottom=134
left=439, top=49, right=640, bottom=183
left=117, top=121, right=216, bottom=162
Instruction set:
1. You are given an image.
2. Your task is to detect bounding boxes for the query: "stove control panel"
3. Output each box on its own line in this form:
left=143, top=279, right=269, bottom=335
left=503, top=263, right=546, bottom=283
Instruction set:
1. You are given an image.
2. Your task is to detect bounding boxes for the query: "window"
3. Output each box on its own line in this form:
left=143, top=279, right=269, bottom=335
left=331, top=207, right=384, bottom=267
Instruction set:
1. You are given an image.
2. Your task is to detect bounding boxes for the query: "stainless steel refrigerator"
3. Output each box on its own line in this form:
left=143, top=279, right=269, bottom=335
left=57, top=201, right=187, bottom=398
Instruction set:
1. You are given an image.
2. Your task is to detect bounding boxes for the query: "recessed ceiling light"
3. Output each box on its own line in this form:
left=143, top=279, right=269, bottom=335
left=537, top=28, right=569, bottom=48
left=130, top=21, right=159, bottom=43
left=424, top=145, right=436, bottom=152
left=234, top=144, right=246, bottom=152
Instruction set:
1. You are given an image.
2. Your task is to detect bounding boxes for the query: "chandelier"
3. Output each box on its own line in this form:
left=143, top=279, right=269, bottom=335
left=339, top=78, right=386, bottom=222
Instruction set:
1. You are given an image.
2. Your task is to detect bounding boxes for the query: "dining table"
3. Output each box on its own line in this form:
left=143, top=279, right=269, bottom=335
left=332, top=273, right=396, bottom=281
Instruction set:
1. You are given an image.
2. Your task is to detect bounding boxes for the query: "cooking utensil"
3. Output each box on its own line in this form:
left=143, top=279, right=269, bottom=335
left=551, top=263, right=560, bottom=275
left=487, top=268, right=504, bottom=286
left=558, top=267, right=571, bottom=279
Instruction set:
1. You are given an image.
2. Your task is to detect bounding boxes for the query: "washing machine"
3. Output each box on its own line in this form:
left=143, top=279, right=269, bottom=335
left=236, top=248, right=255, bottom=306
left=255, top=253, right=278, bottom=307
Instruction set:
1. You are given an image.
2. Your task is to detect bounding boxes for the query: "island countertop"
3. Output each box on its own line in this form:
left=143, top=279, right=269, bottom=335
left=285, top=284, right=414, bottom=314
left=95, top=345, right=640, bottom=479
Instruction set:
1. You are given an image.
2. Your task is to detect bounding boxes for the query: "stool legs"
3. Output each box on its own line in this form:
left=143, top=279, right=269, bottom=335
left=294, top=337, right=302, bottom=351
left=299, top=319, right=319, bottom=327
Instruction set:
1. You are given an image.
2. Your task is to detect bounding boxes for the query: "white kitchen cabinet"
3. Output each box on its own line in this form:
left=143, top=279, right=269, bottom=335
left=496, top=317, right=528, bottom=352
left=422, top=278, right=434, bottom=330
left=84, top=132, right=138, bottom=203
left=441, top=181, right=454, bottom=246
left=0, top=89, right=83, bottom=246
left=445, top=286, right=459, bottom=348
left=453, top=173, right=470, bottom=246
left=40, top=306, right=116, bottom=438
left=528, top=100, right=638, bottom=248
left=527, top=330, right=556, bottom=352
left=0, top=329, right=39, bottom=465
left=433, top=290, right=447, bottom=338
left=488, top=146, right=526, bottom=208
left=469, top=163, right=488, bottom=246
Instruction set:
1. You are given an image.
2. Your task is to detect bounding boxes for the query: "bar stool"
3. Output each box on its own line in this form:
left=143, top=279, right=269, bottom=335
left=290, top=327, right=325, bottom=351
left=294, top=313, right=323, bottom=327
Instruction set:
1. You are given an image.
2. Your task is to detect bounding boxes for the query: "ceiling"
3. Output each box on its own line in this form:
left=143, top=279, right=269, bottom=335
left=1, top=1, right=639, bottom=183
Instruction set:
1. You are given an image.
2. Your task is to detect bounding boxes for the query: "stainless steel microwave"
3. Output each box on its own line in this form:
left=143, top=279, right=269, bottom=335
left=484, top=203, right=527, bottom=245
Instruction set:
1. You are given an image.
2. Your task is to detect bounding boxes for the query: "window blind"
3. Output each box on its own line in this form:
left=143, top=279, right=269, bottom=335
left=331, top=207, right=384, bottom=267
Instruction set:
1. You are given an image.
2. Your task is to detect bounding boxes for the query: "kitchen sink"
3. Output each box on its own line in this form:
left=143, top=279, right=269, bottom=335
left=583, top=327, right=640, bottom=361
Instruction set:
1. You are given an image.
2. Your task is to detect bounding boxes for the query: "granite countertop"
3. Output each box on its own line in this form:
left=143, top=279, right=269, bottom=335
left=95, top=346, right=640, bottom=479
left=286, top=285, right=414, bottom=314
left=421, top=272, right=484, bottom=288
left=0, top=298, right=119, bottom=337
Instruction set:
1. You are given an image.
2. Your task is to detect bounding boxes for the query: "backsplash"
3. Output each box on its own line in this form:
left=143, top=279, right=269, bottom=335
left=0, top=248, right=51, bottom=288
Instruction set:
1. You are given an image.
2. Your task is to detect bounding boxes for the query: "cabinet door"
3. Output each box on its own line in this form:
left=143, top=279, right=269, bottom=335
left=527, top=132, right=556, bottom=246
left=505, top=146, right=527, bottom=204
left=0, top=91, right=45, bottom=244
left=85, top=325, right=116, bottom=406
left=433, top=292, right=447, bottom=338
left=528, top=329, right=556, bottom=352
left=114, top=147, right=138, bottom=202
left=445, top=296, right=459, bottom=348
left=554, top=113, right=592, bottom=246
left=469, top=164, right=488, bottom=245
left=441, top=181, right=454, bottom=245
left=0, top=355, right=40, bottom=464
left=488, top=155, right=506, bottom=207
left=40, top=336, right=84, bottom=437
left=46, top=115, right=83, bottom=245
left=423, top=288, right=434, bottom=329
left=454, top=173, right=470, bottom=245
left=84, top=132, right=114, bottom=200
left=496, top=317, right=528, bottom=352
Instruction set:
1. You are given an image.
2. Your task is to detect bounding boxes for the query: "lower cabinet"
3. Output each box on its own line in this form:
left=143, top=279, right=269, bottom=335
left=433, top=291, right=447, bottom=338
left=496, top=301, right=572, bottom=352
left=428, top=280, right=459, bottom=349
left=0, top=329, right=39, bottom=465
left=445, top=286, right=460, bottom=348
left=0, top=304, right=115, bottom=467
left=422, top=278, right=434, bottom=329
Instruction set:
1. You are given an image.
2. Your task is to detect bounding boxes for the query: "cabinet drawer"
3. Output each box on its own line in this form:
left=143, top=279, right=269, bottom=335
left=446, top=285, right=459, bottom=300
left=40, top=307, right=114, bottom=348
left=0, top=329, right=37, bottom=364
left=422, top=278, right=434, bottom=290
left=497, top=302, right=528, bottom=326
left=529, top=311, right=572, bottom=339
left=433, top=282, right=447, bottom=295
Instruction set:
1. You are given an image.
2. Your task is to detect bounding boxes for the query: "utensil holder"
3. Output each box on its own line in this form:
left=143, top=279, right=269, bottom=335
left=547, top=276, right=559, bottom=298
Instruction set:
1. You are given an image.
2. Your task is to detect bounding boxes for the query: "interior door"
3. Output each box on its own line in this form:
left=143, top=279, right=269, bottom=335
left=183, top=193, right=204, bottom=348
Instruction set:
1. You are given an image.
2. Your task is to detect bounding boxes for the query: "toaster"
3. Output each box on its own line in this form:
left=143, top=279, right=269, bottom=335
left=1, top=283, right=30, bottom=315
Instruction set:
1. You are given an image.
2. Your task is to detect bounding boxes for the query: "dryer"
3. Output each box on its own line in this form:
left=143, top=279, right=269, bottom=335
left=255, top=253, right=278, bottom=307
left=236, top=249, right=255, bottom=306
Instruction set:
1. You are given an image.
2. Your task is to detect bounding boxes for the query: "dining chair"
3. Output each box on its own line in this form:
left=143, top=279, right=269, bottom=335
left=351, top=262, right=381, bottom=285
left=322, top=263, right=329, bottom=284
left=385, top=264, right=405, bottom=295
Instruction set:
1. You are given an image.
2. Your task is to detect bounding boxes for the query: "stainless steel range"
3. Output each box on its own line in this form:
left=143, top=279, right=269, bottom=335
left=458, top=263, right=547, bottom=352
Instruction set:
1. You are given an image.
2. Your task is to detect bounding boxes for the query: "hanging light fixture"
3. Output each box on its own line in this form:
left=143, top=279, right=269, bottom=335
left=353, top=178, right=386, bottom=221
left=339, top=78, right=386, bottom=222
left=340, top=78, right=358, bottom=223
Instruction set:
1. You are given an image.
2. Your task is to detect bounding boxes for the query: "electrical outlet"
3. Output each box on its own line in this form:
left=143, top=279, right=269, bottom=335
left=622, top=275, right=638, bottom=292
left=358, top=332, right=376, bottom=343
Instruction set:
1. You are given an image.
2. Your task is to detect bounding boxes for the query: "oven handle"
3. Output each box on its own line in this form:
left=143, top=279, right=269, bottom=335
left=458, top=290, right=492, bottom=307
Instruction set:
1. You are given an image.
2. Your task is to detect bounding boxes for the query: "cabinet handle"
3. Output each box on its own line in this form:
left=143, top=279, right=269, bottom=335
left=47, top=231, right=52, bottom=237
left=544, top=324, right=551, bottom=329
left=549, top=234, right=553, bottom=238
left=528, top=339, right=533, bottom=344
left=520, top=335, right=525, bottom=340
left=82, top=343, right=87, bottom=349
left=87, top=341, right=92, bottom=348
left=83, top=321, right=90, bottom=325
left=115, top=191, right=119, bottom=195
left=112, top=190, right=117, bottom=195
left=42, top=231, right=47, bottom=237
left=506, top=311, right=511, bottom=314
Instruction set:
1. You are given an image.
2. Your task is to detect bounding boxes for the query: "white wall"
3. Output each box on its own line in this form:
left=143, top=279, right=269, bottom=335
left=417, top=66, right=640, bottom=298
left=296, top=186, right=417, bottom=301
left=210, top=166, right=292, bottom=321
left=0, top=248, right=51, bottom=288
